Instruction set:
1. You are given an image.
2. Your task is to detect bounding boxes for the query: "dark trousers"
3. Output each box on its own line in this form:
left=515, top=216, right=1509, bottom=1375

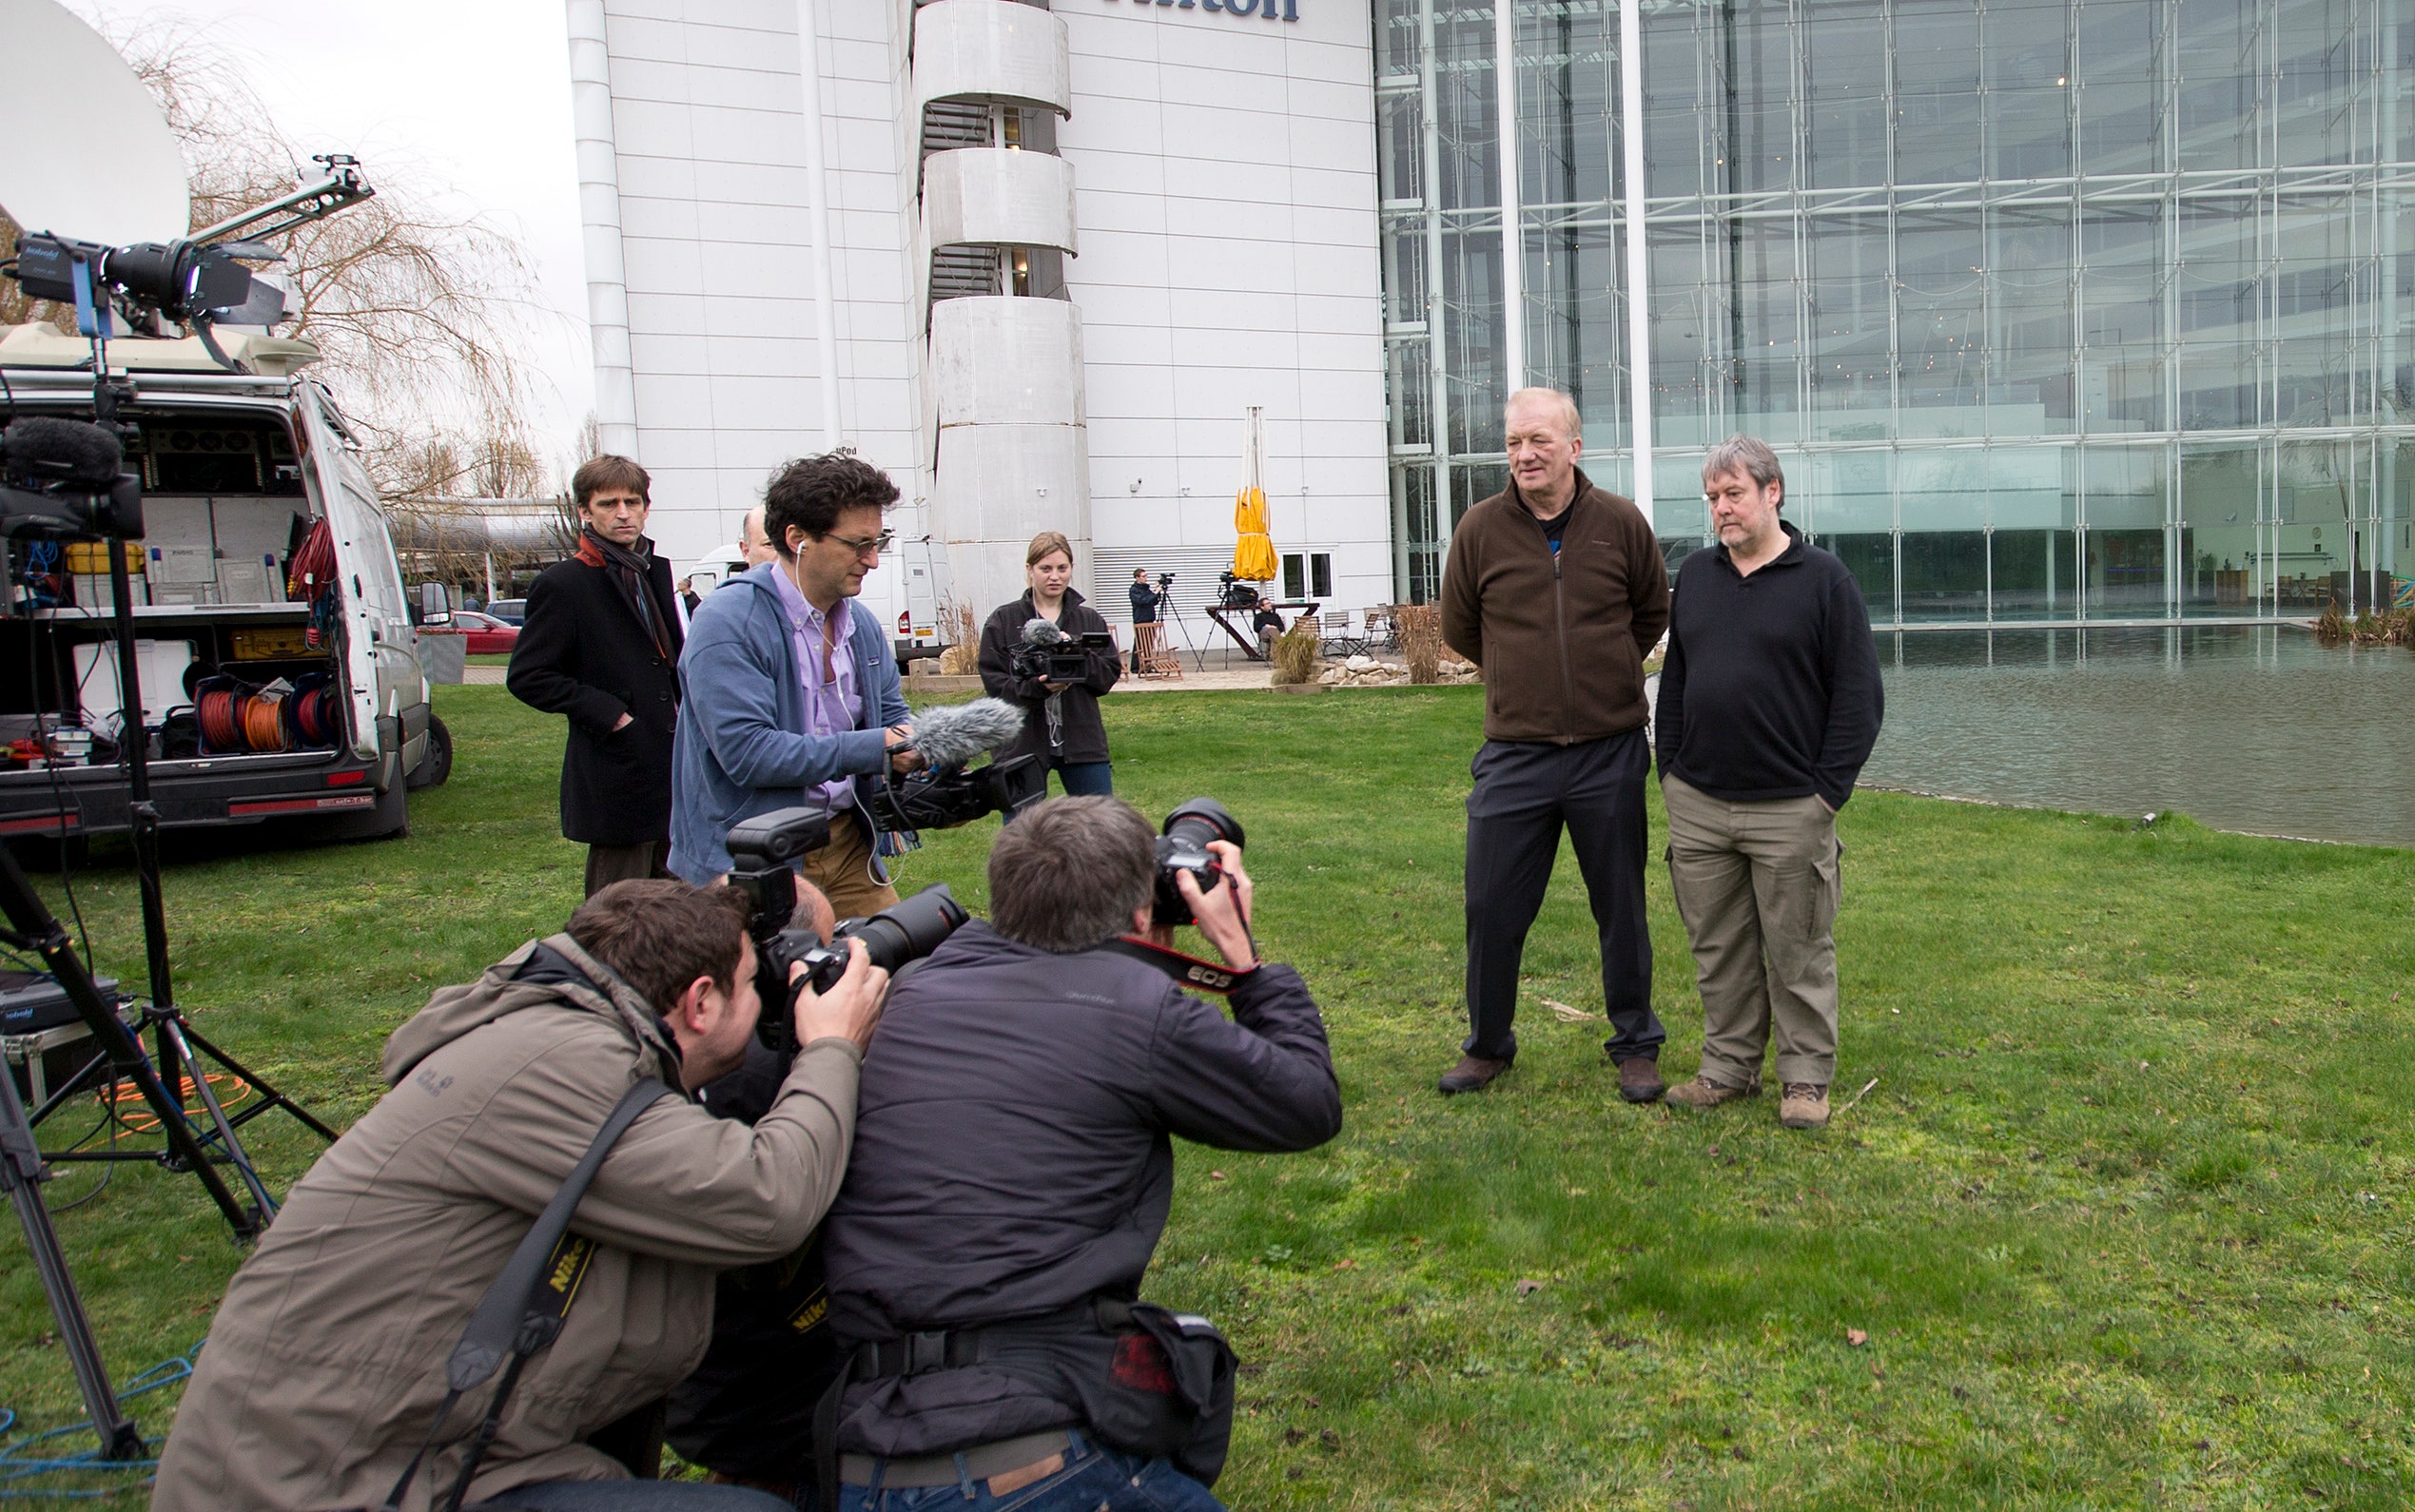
left=586, top=839, right=672, bottom=898
left=1462, top=731, right=1662, bottom=1063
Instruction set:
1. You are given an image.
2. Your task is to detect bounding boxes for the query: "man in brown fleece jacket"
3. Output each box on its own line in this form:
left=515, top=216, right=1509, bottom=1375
left=1436, top=388, right=1671, bottom=1098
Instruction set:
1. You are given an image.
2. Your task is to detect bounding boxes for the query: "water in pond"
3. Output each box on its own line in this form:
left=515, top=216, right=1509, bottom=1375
left=1856, top=626, right=2415, bottom=848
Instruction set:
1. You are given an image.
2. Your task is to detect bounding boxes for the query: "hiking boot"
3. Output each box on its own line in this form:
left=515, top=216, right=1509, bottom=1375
left=1438, top=1054, right=1511, bottom=1095
left=1664, top=1074, right=1757, bottom=1109
left=1612, top=1056, right=1665, bottom=1104
left=1780, top=1082, right=1831, bottom=1130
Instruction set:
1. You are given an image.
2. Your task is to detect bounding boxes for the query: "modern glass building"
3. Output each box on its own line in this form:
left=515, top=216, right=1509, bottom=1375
left=1377, top=0, right=2415, bottom=624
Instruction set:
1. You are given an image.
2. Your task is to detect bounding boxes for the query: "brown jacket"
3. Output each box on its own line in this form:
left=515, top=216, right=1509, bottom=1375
left=1440, top=470, right=1670, bottom=744
left=151, top=935, right=862, bottom=1512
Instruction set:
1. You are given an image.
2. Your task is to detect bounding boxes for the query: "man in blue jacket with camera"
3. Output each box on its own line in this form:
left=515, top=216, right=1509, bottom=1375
left=671, top=453, right=924, bottom=916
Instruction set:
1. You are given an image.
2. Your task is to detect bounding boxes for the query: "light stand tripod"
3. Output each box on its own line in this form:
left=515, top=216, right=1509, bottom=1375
left=1154, top=588, right=1208, bottom=673
left=0, top=292, right=333, bottom=1459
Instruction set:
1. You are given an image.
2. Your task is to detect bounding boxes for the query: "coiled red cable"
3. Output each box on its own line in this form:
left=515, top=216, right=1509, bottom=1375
left=198, top=686, right=300, bottom=752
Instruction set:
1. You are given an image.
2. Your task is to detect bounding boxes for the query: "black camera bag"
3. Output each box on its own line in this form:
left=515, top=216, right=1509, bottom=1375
left=813, top=1297, right=1237, bottom=1510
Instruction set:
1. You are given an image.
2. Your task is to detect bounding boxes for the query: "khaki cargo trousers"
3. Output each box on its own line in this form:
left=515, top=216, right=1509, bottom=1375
left=1662, top=774, right=1842, bottom=1089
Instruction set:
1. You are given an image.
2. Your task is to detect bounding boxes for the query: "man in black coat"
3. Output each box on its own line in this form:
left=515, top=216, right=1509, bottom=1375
left=820, top=796, right=1341, bottom=1511
left=508, top=456, right=688, bottom=896
left=1126, top=567, right=1157, bottom=673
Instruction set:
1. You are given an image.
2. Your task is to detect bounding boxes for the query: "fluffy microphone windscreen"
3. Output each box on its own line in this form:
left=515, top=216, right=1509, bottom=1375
left=2, top=417, right=123, bottom=490
left=907, top=697, right=1028, bottom=770
left=1021, top=616, right=1067, bottom=646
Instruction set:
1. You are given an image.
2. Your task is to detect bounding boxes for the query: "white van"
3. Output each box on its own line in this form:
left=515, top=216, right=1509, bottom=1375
left=0, top=323, right=441, bottom=843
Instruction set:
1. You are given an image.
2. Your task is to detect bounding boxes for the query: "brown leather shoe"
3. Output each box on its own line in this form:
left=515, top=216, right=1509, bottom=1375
left=1438, top=1054, right=1510, bottom=1095
left=1664, top=1074, right=1759, bottom=1109
left=1780, top=1082, right=1831, bottom=1129
left=1613, top=1056, right=1665, bottom=1103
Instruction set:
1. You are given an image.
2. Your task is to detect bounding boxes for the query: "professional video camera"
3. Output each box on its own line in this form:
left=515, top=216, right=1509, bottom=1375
left=1216, top=571, right=1262, bottom=611
left=1011, top=616, right=1116, bottom=684
left=0, top=418, right=145, bottom=541
left=724, top=807, right=968, bottom=1052
left=1152, top=798, right=1246, bottom=927
left=867, top=696, right=1044, bottom=833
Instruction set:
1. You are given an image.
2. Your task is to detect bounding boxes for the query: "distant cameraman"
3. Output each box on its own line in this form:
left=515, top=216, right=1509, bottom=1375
left=672, top=454, right=924, bottom=916
left=820, top=796, right=1342, bottom=1511
left=1126, top=568, right=1158, bottom=674
left=152, top=881, right=888, bottom=1512
left=978, top=532, right=1122, bottom=801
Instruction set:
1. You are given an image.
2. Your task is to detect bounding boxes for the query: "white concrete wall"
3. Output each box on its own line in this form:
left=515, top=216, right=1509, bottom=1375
left=587, top=0, right=931, bottom=627
left=1056, top=2, right=1390, bottom=628
left=578, top=0, right=1391, bottom=635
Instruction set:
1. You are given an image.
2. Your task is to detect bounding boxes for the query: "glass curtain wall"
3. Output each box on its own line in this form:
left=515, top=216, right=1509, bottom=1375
left=1375, top=0, right=2415, bottom=620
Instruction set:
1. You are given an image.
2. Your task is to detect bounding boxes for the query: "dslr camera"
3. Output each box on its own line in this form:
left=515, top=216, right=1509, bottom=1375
left=724, top=807, right=968, bottom=1051
left=1152, top=798, right=1246, bottom=927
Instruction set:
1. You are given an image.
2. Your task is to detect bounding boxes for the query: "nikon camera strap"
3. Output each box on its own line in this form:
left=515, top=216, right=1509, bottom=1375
left=377, top=1076, right=673, bottom=1512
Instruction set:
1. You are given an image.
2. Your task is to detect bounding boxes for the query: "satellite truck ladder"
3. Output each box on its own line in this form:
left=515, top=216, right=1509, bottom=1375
left=0, top=326, right=436, bottom=845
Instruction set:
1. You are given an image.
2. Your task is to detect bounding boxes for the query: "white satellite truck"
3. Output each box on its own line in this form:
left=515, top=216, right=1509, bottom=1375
left=0, top=0, right=439, bottom=844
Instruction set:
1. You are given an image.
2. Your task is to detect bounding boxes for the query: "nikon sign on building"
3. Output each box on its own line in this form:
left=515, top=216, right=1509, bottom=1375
left=573, top=0, right=2413, bottom=630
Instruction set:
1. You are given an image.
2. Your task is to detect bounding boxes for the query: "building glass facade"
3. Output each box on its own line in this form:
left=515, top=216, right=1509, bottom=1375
left=1377, top=0, right=2415, bottom=623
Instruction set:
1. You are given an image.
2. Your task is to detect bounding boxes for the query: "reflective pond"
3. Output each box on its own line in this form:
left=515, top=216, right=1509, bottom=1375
left=1857, top=627, right=2415, bottom=849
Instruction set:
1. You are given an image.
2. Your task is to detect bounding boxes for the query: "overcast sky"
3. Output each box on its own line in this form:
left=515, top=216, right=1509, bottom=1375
left=73, top=0, right=595, bottom=464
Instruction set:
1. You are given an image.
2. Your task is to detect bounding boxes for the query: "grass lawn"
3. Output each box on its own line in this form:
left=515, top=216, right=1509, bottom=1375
left=3, top=684, right=2412, bottom=1507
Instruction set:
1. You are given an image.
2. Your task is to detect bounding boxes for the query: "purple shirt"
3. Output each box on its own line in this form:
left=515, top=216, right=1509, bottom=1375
left=770, top=565, right=864, bottom=816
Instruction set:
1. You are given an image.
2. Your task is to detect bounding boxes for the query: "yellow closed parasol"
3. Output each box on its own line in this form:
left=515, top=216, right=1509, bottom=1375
left=1232, top=405, right=1277, bottom=583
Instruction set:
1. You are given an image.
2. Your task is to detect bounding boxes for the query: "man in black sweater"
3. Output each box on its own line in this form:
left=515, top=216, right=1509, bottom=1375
left=820, top=796, right=1341, bottom=1511
left=1654, top=436, right=1882, bottom=1130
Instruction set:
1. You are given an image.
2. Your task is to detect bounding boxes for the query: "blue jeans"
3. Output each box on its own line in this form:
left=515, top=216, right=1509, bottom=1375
left=1005, top=762, right=1113, bottom=823
left=839, top=1432, right=1221, bottom=1512
left=474, top=1480, right=792, bottom=1510
left=1054, top=761, right=1114, bottom=797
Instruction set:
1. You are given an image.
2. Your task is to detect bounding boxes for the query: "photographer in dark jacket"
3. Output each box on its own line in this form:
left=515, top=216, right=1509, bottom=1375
left=820, top=795, right=1342, bottom=1512
left=978, top=532, right=1121, bottom=802
left=508, top=456, right=686, bottom=896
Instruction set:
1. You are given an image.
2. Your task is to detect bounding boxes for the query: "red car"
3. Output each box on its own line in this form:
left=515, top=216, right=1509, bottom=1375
left=447, top=610, right=520, bottom=655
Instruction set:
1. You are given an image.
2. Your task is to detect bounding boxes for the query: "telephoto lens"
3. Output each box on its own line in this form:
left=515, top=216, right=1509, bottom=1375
left=796, top=884, right=970, bottom=996
left=1152, top=798, right=1245, bottom=927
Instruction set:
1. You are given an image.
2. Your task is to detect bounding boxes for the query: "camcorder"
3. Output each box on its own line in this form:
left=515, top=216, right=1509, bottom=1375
left=0, top=417, right=146, bottom=541
left=1152, top=798, right=1246, bottom=927
left=1011, top=617, right=1115, bottom=684
left=1216, top=571, right=1261, bottom=611
left=723, top=807, right=968, bottom=1052
left=867, top=696, right=1045, bottom=833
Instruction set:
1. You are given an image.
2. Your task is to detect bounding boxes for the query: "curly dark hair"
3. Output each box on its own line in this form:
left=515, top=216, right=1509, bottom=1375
left=763, top=452, right=900, bottom=557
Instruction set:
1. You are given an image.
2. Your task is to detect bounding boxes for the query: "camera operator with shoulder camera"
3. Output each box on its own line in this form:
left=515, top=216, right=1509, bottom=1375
left=817, top=795, right=1342, bottom=1512
left=151, top=881, right=889, bottom=1512
left=977, top=532, right=1122, bottom=802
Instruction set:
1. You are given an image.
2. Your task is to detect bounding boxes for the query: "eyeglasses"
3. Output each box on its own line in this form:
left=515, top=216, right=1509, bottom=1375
left=823, top=530, right=894, bottom=559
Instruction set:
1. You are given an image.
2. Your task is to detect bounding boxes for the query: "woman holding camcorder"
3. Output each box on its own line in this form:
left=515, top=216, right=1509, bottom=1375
left=977, top=531, right=1122, bottom=804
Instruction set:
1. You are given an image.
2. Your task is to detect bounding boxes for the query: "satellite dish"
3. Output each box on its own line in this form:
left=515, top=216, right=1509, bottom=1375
left=0, top=0, right=190, bottom=247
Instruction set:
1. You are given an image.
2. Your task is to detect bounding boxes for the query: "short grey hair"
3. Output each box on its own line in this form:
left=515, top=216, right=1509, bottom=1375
left=987, top=796, right=1157, bottom=953
left=1505, top=387, right=1582, bottom=440
left=1702, top=435, right=1785, bottom=498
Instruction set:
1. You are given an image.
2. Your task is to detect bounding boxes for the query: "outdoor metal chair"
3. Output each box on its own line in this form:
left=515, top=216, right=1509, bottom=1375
left=1319, top=611, right=1369, bottom=659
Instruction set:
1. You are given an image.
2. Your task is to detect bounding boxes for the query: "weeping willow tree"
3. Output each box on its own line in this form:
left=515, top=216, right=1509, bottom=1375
left=0, top=20, right=552, bottom=506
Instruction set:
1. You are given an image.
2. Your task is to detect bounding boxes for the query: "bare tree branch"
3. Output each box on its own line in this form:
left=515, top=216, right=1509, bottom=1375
left=1, top=17, right=552, bottom=502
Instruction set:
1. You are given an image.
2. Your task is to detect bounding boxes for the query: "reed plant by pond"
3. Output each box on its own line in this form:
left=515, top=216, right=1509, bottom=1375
left=2313, top=601, right=2414, bottom=647
left=3, top=684, right=2411, bottom=1507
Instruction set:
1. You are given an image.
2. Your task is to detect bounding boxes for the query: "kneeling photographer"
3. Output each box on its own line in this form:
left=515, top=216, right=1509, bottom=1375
left=977, top=532, right=1121, bottom=802
left=817, top=796, right=1343, bottom=1512
left=152, top=881, right=888, bottom=1512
